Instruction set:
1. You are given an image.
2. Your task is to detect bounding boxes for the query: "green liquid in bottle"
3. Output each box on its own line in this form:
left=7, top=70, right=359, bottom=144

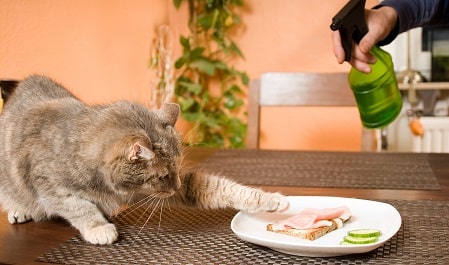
left=349, top=46, right=403, bottom=129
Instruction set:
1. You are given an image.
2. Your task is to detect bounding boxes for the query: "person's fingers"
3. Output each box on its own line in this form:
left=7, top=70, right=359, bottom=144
left=331, top=31, right=346, bottom=64
left=352, top=44, right=376, bottom=64
left=350, top=58, right=372, bottom=74
left=332, top=30, right=374, bottom=73
left=351, top=45, right=375, bottom=73
left=358, top=34, right=377, bottom=55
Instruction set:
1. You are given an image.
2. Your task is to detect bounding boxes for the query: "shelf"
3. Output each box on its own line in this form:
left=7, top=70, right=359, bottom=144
left=398, top=82, right=449, bottom=91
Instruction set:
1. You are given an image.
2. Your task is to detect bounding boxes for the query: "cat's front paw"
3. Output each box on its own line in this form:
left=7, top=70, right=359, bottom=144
left=260, top=192, right=289, bottom=212
left=7, top=210, right=32, bottom=224
left=245, top=192, right=289, bottom=213
left=82, top=223, right=118, bottom=245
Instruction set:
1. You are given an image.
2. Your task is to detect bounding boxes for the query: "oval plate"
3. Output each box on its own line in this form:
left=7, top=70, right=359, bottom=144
left=231, top=196, right=401, bottom=257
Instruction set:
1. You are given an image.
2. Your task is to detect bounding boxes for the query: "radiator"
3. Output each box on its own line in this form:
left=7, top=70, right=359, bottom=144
left=412, top=117, right=449, bottom=153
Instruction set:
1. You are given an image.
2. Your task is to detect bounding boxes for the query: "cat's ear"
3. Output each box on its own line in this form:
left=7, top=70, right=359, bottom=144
left=160, top=103, right=180, bottom=127
left=128, top=142, right=155, bottom=161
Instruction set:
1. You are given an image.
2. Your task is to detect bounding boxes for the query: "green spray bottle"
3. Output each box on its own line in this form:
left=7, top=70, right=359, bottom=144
left=330, top=0, right=402, bottom=129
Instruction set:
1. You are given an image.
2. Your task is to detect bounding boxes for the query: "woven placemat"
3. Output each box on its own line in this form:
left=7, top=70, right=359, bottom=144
left=195, top=149, right=440, bottom=190
left=37, top=199, right=449, bottom=265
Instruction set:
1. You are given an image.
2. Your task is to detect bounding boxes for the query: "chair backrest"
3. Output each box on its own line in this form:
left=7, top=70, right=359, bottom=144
left=246, top=72, right=374, bottom=150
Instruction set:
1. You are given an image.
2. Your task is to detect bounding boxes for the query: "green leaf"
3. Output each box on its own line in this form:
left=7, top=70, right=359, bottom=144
left=182, top=112, right=202, bottom=122
left=229, top=41, right=244, bottom=58
left=224, top=97, right=237, bottom=110
left=178, top=81, right=202, bottom=95
left=175, top=76, right=190, bottom=95
left=229, top=117, right=246, bottom=131
left=230, top=0, right=244, bottom=6
left=197, top=13, right=214, bottom=29
left=204, top=116, right=220, bottom=128
left=209, top=134, right=224, bottom=147
left=213, top=33, right=228, bottom=54
left=174, top=57, right=186, bottom=69
left=213, top=60, right=228, bottom=70
left=180, top=35, right=190, bottom=49
left=201, top=90, right=211, bottom=104
left=210, top=8, right=220, bottom=28
left=224, top=95, right=243, bottom=110
left=240, top=72, right=249, bottom=85
left=178, top=97, right=195, bottom=111
left=190, top=58, right=215, bottom=75
left=189, top=47, right=205, bottom=60
left=230, top=135, right=244, bottom=148
left=173, top=0, right=183, bottom=9
left=229, top=84, right=243, bottom=93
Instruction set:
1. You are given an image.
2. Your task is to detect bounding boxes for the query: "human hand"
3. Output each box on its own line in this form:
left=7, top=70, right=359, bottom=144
left=332, top=6, right=398, bottom=73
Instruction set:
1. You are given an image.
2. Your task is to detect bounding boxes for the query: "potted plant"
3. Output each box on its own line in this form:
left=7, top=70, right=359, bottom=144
left=173, top=0, right=249, bottom=148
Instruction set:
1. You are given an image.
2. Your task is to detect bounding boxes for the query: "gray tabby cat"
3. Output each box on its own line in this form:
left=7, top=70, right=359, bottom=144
left=0, top=75, right=288, bottom=244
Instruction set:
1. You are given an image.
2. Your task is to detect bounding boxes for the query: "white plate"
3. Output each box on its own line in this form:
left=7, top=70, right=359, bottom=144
left=231, top=196, right=401, bottom=257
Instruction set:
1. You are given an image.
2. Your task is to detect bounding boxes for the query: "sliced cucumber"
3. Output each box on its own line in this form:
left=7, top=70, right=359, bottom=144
left=343, top=235, right=378, bottom=244
left=348, top=229, right=382, bottom=238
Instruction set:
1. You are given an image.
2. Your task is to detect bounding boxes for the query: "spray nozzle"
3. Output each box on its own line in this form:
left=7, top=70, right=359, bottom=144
left=330, top=0, right=368, bottom=62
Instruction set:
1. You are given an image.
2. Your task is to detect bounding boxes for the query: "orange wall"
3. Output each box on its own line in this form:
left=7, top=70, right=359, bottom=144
left=0, top=0, right=167, bottom=104
left=0, top=0, right=378, bottom=150
left=235, top=1, right=362, bottom=151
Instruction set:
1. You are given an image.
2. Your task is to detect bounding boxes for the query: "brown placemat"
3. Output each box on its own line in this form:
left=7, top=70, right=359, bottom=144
left=195, top=149, right=440, bottom=190
left=37, top=199, right=449, bottom=264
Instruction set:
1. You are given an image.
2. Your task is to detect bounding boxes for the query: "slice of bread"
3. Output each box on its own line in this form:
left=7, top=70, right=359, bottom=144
left=267, top=218, right=347, bottom=241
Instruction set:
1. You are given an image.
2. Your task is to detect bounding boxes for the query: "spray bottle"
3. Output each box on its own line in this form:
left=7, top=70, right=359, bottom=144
left=330, top=0, right=402, bottom=129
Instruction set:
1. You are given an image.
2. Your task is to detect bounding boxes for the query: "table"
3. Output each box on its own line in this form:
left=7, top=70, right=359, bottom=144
left=1, top=148, right=448, bottom=264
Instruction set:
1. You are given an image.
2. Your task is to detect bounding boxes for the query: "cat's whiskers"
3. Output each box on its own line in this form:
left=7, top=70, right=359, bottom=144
left=178, top=148, right=198, bottom=183
left=178, top=147, right=194, bottom=172
left=120, top=195, right=155, bottom=218
left=125, top=192, right=136, bottom=207
left=165, top=196, right=173, bottom=213
left=133, top=194, right=160, bottom=224
left=180, top=124, right=199, bottom=145
left=156, top=198, right=165, bottom=232
left=136, top=194, right=165, bottom=235
left=181, top=125, right=211, bottom=148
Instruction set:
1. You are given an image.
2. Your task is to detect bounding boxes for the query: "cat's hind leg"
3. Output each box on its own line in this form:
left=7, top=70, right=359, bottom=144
left=2, top=198, right=48, bottom=224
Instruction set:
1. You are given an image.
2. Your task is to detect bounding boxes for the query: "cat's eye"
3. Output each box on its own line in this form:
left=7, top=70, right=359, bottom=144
left=152, top=143, right=162, bottom=152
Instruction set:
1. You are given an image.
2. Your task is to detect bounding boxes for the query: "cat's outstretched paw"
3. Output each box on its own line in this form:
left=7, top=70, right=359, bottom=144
left=7, top=210, right=32, bottom=224
left=244, top=192, right=289, bottom=213
left=82, top=223, right=118, bottom=245
left=260, top=192, right=289, bottom=212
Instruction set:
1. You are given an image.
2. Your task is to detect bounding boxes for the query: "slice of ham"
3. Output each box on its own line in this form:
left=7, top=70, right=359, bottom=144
left=271, top=205, right=351, bottom=231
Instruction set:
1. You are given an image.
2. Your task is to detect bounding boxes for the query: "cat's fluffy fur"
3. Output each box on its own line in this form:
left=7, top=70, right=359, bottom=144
left=0, top=75, right=288, bottom=244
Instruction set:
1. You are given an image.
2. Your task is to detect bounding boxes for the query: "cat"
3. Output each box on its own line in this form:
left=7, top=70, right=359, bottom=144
left=0, top=75, right=288, bottom=245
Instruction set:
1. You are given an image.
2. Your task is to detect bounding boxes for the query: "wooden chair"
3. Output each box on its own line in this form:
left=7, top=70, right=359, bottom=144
left=246, top=72, right=375, bottom=151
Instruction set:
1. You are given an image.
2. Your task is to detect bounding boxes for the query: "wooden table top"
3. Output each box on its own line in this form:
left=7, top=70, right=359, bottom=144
left=1, top=148, right=448, bottom=265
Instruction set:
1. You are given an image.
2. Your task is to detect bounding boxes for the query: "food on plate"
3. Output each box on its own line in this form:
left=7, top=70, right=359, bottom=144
left=348, top=229, right=382, bottom=238
left=266, top=206, right=352, bottom=240
left=340, top=229, right=382, bottom=245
